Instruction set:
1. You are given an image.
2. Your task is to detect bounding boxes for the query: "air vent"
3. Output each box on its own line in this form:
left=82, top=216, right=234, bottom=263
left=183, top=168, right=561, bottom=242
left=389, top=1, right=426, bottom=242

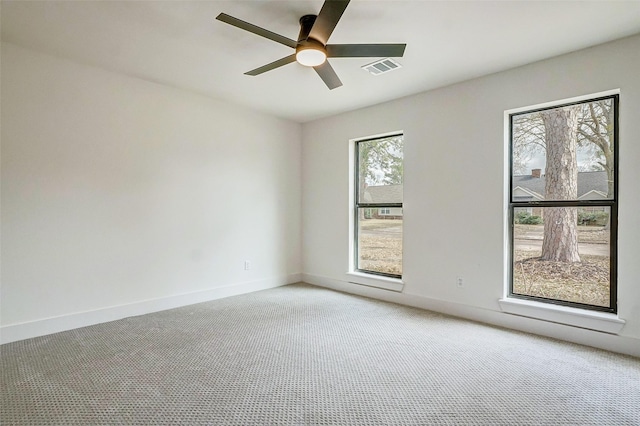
left=361, top=58, right=402, bottom=75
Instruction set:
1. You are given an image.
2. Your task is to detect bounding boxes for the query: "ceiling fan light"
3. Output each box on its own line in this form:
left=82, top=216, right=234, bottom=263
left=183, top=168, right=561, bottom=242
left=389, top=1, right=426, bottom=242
left=296, top=47, right=327, bottom=67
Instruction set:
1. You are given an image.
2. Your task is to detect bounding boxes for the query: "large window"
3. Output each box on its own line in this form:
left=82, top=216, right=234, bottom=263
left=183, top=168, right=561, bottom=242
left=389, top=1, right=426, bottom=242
left=509, top=95, right=618, bottom=312
left=354, top=134, right=404, bottom=278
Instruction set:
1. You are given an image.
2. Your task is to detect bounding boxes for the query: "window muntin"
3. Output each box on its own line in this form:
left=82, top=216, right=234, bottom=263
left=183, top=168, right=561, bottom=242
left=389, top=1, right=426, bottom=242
left=509, top=95, right=617, bottom=312
left=355, top=135, right=403, bottom=278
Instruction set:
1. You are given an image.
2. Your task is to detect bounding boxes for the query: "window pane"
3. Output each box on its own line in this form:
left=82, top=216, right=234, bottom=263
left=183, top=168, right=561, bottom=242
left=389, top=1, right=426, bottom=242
left=511, top=99, right=615, bottom=202
left=358, top=136, right=403, bottom=204
left=512, top=206, right=611, bottom=307
left=357, top=208, right=402, bottom=276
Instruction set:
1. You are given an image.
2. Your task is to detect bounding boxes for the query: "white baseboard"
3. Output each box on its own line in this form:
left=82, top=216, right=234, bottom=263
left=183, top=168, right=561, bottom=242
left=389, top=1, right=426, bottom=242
left=302, top=273, right=640, bottom=358
left=0, top=274, right=301, bottom=345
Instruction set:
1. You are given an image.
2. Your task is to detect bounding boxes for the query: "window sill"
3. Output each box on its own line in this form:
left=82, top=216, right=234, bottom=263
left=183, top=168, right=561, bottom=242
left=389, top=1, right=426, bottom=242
left=498, top=297, right=625, bottom=334
left=346, top=272, right=404, bottom=292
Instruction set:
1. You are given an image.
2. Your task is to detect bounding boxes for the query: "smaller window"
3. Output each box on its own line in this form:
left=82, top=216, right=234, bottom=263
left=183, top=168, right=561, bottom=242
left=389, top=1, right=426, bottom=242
left=354, top=134, right=403, bottom=278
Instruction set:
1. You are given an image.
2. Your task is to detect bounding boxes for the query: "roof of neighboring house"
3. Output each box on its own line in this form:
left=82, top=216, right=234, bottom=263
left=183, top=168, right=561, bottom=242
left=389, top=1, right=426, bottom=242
left=512, top=170, right=609, bottom=200
left=513, top=186, right=544, bottom=201
left=362, top=184, right=403, bottom=204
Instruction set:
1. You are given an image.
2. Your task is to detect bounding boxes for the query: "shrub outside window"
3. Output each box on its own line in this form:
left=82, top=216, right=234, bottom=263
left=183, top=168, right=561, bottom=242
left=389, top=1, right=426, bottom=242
left=509, top=95, right=618, bottom=312
left=355, top=134, right=403, bottom=278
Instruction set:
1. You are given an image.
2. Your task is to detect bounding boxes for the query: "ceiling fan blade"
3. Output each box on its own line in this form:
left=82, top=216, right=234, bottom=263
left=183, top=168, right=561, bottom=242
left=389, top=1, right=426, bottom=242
left=314, top=61, right=343, bottom=90
left=216, top=13, right=297, bottom=49
left=308, top=0, right=350, bottom=45
left=245, top=54, right=297, bottom=76
left=326, top=44, right=407, bottom=58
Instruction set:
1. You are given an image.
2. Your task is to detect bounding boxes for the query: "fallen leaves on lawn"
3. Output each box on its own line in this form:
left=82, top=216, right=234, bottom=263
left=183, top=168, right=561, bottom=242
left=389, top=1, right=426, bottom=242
left=513, top=254, right=610, bottom=307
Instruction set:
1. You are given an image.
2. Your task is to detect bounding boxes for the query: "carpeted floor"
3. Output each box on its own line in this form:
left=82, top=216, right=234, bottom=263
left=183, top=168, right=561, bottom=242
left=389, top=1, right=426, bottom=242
left=1, top=283, right=639, bottom=425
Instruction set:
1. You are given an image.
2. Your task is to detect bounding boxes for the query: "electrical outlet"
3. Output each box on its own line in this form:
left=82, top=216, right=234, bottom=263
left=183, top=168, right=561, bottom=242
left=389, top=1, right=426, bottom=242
left=244, top=260, right=251, bottom=270
left=456, top=276, right=464, bottom=288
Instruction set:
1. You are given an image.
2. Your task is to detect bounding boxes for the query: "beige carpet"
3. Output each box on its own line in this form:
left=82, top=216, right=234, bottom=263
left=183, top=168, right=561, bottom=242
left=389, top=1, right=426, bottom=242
left=1, top=283, right=639, bottom=425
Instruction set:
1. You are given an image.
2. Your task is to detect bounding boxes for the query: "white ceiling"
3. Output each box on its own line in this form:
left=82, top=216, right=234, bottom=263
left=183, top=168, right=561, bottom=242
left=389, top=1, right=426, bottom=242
left=2, top=1, right=640, bottom=123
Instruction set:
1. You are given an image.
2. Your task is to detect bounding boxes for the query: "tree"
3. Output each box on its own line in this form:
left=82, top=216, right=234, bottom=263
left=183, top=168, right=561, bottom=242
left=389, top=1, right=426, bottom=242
left=577, top=99, right=614, bottom=198
left=358, top=136, right=403, bottom=187
left=512, top=112, right=546, bottom=174
left=539, top=106, right=581, bottom=262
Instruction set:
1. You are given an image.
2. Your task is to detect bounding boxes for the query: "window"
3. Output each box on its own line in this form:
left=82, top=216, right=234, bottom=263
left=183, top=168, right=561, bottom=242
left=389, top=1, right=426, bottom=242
left=354, top=134, right=403, bottom=278
left=509, top=95, right=618, bottom=312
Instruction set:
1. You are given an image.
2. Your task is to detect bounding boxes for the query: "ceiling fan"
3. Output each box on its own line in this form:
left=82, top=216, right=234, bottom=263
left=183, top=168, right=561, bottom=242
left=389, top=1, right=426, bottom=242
left=216, top=0, right=406, bottom=90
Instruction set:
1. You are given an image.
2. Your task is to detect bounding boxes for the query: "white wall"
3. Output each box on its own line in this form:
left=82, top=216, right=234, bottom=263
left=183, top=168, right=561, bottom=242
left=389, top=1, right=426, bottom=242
left=302, top=35, right=640, bottom=356
left=1, top=43, right=302, bottom=341
left=3, top=34, right=639, bottom=355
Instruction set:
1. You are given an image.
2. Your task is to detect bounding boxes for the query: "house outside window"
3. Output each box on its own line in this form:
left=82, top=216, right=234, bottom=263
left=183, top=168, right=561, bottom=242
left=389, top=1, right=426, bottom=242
left=354, top=134, right=403, bottom=278
left=509, top=94, right=618, bottom=312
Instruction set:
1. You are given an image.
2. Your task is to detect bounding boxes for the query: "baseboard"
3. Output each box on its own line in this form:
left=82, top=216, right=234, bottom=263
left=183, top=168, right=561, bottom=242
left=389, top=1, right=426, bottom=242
left=0, top=274, right=301, bottom=345
left=302, top=273, right=640, bottom=358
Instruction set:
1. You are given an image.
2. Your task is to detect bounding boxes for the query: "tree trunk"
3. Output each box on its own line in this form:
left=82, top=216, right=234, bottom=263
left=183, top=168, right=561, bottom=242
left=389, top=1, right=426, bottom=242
left=540, top=107, right=580, bottom=262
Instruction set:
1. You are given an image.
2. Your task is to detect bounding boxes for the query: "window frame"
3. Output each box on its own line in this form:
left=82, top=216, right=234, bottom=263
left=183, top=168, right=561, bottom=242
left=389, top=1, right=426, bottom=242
left=354, top=134, right=403, bottom=280
left=507, top=94, right=618, bottom=313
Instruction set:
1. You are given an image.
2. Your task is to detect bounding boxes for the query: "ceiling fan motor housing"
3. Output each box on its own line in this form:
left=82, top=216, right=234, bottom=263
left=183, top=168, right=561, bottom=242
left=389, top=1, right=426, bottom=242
left=298, top=15, right=318, bottom=42
left=296, top=38, right=327, bottom=55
